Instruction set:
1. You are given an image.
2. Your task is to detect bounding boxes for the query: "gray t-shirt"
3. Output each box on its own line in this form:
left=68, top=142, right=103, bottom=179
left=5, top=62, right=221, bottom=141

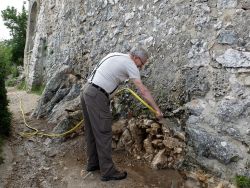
left=88, top=52, right=140, bottom=93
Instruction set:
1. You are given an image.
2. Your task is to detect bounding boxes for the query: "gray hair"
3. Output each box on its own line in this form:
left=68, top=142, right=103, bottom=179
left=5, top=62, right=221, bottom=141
left=129, top=46, right=149, bottom=61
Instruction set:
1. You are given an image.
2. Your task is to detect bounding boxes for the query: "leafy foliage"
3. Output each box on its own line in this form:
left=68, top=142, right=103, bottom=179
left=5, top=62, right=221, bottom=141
left=0, top=41, right=12, bottom=77
left=1, top=5, right=27, bottom=65
left=0, top=41, right=20, bottom=78
left=235, top=175, right=250, bottom=188
left=0, top=58, right=11, bottom=137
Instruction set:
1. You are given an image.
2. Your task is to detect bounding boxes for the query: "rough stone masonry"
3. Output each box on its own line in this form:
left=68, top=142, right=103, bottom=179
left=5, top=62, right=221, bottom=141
left=24, top=0, right=250, bottom=180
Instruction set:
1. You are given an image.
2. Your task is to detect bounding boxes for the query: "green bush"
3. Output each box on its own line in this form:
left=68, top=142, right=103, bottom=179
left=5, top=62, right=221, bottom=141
left=10, top=65, right=19, bottom=78
left=0, top=63, right=11, bottom=137
left=5, top=78, right=17, bottom=87
left=31, top=84, right=45, bottom=95
left=235, top=175, right=250, bottom=188
left=0, top=61, right=11, bottom=164
left=0, top=41, right=12, bottom=76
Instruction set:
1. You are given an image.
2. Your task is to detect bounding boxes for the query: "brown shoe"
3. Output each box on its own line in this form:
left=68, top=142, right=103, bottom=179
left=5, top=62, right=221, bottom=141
left=101, top=171, right=127, bottom=181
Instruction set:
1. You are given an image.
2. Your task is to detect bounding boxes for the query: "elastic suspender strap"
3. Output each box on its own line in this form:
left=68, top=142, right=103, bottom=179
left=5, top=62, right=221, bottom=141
left=110, top=85, right=118, bottom=95
left=89, top=55, right=121, bottom=82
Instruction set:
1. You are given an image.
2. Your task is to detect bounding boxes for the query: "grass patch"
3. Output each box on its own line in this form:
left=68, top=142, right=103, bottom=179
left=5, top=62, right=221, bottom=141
left=16, top=80, right=45, bottom=96
left=17, top=80, right=27, bottom=90
left=235, top=175, right=250, bottom=188
left=31, top=84, right=45, bottom=95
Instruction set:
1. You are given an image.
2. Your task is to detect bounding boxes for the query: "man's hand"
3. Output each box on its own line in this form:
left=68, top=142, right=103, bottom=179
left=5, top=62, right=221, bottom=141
left=155, top=110, right=163, bottom=120
left=132, top=79, right=164, bottom=120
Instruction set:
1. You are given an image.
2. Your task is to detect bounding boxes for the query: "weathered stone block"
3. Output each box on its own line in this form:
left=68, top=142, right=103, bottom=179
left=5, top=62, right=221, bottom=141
left=216, top=98, right=245, bottom=122
left=112, top=119, right=127, bottom=135
left=211, top=69, right=230, bottom=98
left=187, top=126, right=240, bottom=164
left=151, top=149, right=167, bottom=169
left=217, top=0, right=238, bottom=9
left=243, top=76, right=250, bottom=86
left=216, top=49, right=250, bottom=68
left=180, top=66, right=210, bottom=100
left=241, top=0, right=250, bottom=10
left=217, top=30, right=238, bottom=45
left=185, top=99, right=207, bottom=116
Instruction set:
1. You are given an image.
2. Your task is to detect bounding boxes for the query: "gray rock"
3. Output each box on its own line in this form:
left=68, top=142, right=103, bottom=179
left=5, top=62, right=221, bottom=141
left=216, top=49, right=250, bottom=68
left=211, top=69, right=230, bottom=98
left=185, top=99, right=207, bottom=116
left=52, top=110, right=82, bottom=136
left=217, top=30, right=238, bottom=45
left=217, top=0, right=238, bottom=9
left=241, top=0, right=250, bottom=10
left=187, top=126, right=240, bottom=164
left=186, top=115, right=201, bottom=125
left=117, top=129, right=133, bottom=150
left=151, top=149, right=167, bottom=169
left=112, top=119, right=127, bottom=135
left=180, top=66, right=210, bottom=100
left=247, top=129, right=250, bottom=136
left=216, top=98, right=245, bottom=122
left=32, top=65, right=82, bottom=121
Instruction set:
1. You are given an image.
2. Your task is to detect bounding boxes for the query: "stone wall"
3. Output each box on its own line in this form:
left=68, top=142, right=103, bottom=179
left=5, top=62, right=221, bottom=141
left=25, top=0, right=250, bottom=179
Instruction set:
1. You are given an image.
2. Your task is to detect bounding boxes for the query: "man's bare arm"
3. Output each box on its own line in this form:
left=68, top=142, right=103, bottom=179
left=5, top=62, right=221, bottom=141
left=132, top=78, right=163, bottom=119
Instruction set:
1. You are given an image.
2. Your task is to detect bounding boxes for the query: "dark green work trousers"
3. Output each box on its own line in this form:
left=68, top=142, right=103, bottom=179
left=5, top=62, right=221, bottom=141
left=80, top=83, right=116, bottom=177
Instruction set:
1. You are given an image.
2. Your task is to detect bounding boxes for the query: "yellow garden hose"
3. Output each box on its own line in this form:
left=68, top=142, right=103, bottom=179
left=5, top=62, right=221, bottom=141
left=116, top=88, right=157, bottom=114
left=18, top=88, right=156, bottom=138
left=18, top=94, right=83, bottom=138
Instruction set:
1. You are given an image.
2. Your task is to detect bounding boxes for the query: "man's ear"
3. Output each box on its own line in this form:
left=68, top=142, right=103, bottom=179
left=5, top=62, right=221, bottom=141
left=131, top=55, right=137, bottom=61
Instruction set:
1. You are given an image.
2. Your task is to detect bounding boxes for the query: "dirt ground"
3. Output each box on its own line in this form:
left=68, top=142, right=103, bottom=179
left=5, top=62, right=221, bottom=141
left=0, top=87, right=194, bottom=188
